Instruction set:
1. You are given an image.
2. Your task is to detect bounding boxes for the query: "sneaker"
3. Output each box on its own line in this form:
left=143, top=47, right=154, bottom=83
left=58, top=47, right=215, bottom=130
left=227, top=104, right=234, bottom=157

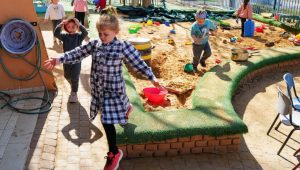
left=69, top=92, right=78, bottom=103
left=200, top=60, right=206, bottom=67
left=104, top=149, right=123, bottom=170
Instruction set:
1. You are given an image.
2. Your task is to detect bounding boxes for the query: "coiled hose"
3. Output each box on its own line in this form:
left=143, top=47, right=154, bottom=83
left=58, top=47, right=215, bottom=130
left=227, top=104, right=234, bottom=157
left=0, top=19, right=53, bottom=114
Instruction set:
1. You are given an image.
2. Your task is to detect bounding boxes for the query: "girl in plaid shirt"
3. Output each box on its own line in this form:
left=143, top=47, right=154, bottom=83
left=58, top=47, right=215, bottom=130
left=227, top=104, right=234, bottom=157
left=45, top=7, right=163, bottom=170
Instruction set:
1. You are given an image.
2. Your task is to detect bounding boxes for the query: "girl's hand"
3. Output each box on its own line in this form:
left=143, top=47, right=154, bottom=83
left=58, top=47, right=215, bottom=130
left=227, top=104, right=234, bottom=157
left=151, top=79, right=166, bottom=91
left=44, top=58, right=59, bottom=70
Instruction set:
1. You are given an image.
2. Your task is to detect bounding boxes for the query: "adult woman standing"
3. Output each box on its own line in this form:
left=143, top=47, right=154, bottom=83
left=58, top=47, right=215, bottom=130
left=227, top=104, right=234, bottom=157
left=236, top=0, right=253, bottom=37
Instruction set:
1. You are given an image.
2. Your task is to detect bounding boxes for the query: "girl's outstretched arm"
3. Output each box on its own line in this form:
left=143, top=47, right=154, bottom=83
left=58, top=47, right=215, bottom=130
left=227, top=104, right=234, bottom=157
left=57, top=40, right=97, bottom=65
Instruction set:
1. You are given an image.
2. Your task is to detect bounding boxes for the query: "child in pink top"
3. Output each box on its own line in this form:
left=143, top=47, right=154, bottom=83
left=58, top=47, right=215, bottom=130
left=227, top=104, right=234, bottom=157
left=72, top=0, right=89, bottom=25
left=237, top=0, right=253, bottom=37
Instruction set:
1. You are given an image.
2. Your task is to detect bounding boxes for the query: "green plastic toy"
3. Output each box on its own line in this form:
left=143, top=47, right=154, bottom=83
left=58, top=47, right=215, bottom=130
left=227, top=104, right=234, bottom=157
left=184, top=63, right=194, bottom=72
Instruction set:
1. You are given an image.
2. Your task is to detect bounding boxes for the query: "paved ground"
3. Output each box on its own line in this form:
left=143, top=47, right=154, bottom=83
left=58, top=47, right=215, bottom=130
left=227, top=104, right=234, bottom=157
left=1, top=26, right=300, bottom=170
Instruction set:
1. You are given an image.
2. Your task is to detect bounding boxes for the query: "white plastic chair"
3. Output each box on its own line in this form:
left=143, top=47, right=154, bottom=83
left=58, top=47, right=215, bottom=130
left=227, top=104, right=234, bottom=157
left=267, top=87, right=300, bottom=155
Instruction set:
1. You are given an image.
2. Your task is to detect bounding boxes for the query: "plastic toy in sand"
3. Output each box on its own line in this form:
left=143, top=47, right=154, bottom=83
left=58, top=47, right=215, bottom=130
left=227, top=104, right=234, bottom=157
left=154, top=21, right=160, bottom=26
left=294, top=39, right=300, bottom=46
left=170, top=29, right=176, bottom=34
left=164, top=21, right=170, bottom=27
left=255, top=27, right=264, bottom=33
left=143, top=87, right=168, bottom=105
left=215, top=58, right=222, bottom=64
left=147, top=20, right=153, bottom=26
left=184, top=63, right=193, bottom=72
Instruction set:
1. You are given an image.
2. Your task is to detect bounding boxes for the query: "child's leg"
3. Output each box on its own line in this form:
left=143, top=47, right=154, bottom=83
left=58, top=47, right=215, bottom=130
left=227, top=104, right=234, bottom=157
left=102, top=123, right=118, bottom=154
left=192, top=43, right=204, bottom=70
left=240, top=18, right=246, bottom=37
left=75, top=12, right=85, bottom=25
left=70, top=63, right=81, bottom=93
left=63, top=64, right=72, bottom=84
left=199, top=42, right=212, bottom=67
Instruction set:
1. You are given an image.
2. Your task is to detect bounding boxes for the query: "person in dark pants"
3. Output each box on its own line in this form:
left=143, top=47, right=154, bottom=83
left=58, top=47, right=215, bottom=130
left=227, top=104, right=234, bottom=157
left=236, top=0, right=253, bottom=37
left=191, top=10, right=217, bottom=72
left=72, top=0, right=89, bottom=25
left=54, top=18, right=88, bottom=103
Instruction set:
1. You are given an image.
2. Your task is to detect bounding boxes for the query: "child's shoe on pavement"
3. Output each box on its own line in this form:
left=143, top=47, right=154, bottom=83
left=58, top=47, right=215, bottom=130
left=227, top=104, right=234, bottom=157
left=69, top=92, right=78, bottom=103
left=104, top=149, right=123, bottom=170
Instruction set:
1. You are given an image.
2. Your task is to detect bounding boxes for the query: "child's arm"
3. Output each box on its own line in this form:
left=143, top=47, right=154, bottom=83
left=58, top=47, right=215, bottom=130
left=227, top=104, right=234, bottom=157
left=44, top=5, right=50, bottom=22
left=123, top=41, right=156, bottom=81
left=45, top=40, right=97, bottom=67
left=54, top=21, right=65, bottom=41
left=73, top=18, right=88, bottom=41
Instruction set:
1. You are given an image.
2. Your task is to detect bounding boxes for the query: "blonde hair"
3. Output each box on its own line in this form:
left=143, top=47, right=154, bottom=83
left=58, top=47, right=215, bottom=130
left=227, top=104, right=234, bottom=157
left=96, top=6, right=120, bottom=32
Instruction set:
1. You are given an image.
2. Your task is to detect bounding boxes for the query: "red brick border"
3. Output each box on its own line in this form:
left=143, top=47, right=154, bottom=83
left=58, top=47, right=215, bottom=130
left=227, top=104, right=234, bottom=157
left=119, top=134, right=241, bottom=158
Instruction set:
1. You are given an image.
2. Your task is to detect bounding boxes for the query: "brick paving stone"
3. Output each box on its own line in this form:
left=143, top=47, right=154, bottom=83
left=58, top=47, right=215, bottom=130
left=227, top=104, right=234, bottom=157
left=41, top=152, right=55, bottom=161
left=39, top=159, right=55, bottom=169
left=43, top=145, right=56, bottom=154
left=228, top=160, right=244, bottom=169
left=44, top=138, right=57, bottom=147
left=27, top=163, right=39, bottom=170
left=67, top=163, right=80, bottom=170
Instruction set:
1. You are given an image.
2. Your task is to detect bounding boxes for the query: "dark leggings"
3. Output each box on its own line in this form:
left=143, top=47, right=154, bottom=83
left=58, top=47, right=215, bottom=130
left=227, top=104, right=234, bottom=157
left=75, top=11, right=86, bottom=25
left=240, top=18, right=246, bottom=37
left=102, top=123, right=118, bottom=154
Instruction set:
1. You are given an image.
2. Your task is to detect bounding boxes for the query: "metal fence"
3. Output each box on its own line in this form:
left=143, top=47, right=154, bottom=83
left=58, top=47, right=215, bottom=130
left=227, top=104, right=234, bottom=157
left=168, top=0, right=300, bottom=16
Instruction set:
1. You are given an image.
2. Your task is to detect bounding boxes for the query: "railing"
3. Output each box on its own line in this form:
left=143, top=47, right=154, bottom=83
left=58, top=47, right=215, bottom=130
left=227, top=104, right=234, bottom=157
left=166, top=0, right=300, bottom=16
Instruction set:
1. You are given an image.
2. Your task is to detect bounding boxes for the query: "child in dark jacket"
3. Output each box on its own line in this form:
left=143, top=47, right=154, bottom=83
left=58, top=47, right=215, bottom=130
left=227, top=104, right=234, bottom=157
left=54, top=18, right=88, bottom=103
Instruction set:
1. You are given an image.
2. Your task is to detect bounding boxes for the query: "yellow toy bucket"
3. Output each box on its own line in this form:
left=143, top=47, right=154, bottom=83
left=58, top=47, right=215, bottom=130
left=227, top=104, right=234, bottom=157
left=128, top=38, right=152, bottom=66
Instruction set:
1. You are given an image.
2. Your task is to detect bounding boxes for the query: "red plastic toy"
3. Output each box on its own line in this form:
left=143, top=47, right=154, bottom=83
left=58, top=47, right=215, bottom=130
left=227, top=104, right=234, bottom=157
left=143, top=87, right=168, bottom=104
left=255, top=27, right=264, bottom=33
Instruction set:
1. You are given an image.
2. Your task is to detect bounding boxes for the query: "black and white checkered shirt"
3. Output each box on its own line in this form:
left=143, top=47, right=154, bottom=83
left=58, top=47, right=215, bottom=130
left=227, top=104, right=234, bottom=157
left=59, top=38, right=155, bottom=124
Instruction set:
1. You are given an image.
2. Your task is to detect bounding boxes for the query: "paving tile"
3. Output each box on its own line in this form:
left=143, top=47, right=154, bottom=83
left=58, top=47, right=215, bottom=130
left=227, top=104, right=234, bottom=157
left=0, top=128, right=14, bottom=145
left=0, top=143, right=29, bottom=170
left=0, top=145, right=6, bottom=158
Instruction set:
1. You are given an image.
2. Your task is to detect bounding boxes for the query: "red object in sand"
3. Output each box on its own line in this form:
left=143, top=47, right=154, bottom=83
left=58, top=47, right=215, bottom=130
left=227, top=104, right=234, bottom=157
left=255, top=27, right=264, bottom=33
left=143, top=87, right=168, bottom=104
left=215, top=58, right=222, bottom=64
left=154, top=21, right=160, bottom=26
left=261, top=24, right=266, bottom=29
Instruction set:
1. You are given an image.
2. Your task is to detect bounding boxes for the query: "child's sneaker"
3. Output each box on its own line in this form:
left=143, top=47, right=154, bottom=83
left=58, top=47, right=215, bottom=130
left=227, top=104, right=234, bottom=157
left=69, top=92, right=78, bottom=103
left=104, top=149, right=123, bottom=170
left=200, top=60, right=206, bottom=67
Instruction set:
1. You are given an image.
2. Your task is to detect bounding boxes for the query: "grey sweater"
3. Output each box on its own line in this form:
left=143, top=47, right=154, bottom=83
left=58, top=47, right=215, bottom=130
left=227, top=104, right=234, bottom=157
left=54, top=24, right=88, bottom=52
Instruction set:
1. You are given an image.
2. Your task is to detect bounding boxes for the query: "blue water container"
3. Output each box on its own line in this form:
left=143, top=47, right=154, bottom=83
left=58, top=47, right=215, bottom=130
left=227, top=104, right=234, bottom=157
left=244, top=19, right=255, bottom=37
left=33, top=1, right=47, bottom=13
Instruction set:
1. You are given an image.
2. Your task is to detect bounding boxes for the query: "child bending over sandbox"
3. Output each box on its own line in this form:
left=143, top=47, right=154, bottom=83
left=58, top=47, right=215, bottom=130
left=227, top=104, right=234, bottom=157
left=44, top=7, right=164, bottom=170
